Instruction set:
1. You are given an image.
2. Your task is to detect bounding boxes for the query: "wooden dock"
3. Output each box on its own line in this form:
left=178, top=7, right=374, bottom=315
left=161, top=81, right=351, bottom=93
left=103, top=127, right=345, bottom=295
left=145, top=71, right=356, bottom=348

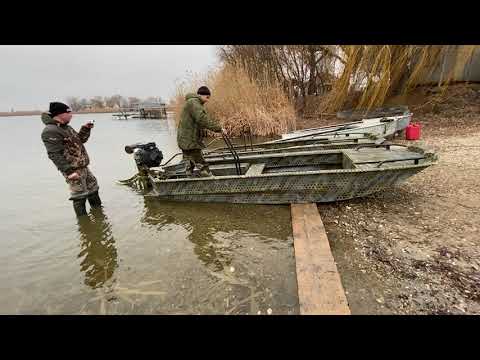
left=291, top=203, right=350, bottom=315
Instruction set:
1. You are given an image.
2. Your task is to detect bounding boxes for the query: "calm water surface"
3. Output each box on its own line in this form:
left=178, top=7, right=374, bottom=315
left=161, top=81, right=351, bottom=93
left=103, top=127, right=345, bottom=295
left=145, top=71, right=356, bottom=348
left=0, top=113, right=298, bottom=314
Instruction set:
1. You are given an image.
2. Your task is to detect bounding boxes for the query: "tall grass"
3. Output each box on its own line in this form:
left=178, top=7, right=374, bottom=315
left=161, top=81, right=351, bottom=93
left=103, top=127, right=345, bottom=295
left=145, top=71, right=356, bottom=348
left=173, top=65, right=296, bottom=136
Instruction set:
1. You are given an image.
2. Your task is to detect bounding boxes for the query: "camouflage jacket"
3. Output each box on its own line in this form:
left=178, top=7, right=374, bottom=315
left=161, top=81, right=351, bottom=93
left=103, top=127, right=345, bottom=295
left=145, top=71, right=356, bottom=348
left=40, top=113, right=91, bottom=176
left=177, top=93, right=222, bottom=150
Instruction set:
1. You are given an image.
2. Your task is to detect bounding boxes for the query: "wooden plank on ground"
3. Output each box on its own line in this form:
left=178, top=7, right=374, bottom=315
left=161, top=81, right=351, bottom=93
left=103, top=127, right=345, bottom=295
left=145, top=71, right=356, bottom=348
left=291, top=203, right=350, bottom=315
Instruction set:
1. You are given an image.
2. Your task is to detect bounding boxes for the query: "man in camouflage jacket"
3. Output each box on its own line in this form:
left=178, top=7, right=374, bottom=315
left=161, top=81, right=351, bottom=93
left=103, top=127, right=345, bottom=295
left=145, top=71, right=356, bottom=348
left=41, top=102, right=101, bottom=217
left=177, top=86, right=224, bottom=177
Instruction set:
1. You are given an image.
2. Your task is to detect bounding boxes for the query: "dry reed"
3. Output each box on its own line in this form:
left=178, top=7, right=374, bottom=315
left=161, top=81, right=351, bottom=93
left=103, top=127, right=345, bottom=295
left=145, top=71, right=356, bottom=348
left=173, top=65, right=296, bottom=136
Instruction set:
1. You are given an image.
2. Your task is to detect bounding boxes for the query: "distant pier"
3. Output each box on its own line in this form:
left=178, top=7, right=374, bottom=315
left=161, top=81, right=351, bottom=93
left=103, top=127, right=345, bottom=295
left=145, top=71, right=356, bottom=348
left=113, top=101, right=168, bottom=119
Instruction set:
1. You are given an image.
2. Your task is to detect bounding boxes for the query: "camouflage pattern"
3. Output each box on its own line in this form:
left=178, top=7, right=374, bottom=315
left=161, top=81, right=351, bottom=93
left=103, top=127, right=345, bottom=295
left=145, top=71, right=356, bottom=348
left=41, top=113, right=91, bottom=175
left=177, top=93, right=222, bottom=150
left=40, top=112, right=99, bottom=199
left=64, top=167, right=99, bottom=199
left=150, top=166, right=430, bottom=204
left=148, top=147, right=437, bottom=204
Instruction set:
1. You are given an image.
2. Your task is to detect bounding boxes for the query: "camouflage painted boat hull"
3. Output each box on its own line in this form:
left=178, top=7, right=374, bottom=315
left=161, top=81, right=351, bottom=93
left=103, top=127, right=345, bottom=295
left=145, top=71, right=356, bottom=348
left=151, top=146, right=436, bottom=204
left=150, top=166, right=429, bottom=204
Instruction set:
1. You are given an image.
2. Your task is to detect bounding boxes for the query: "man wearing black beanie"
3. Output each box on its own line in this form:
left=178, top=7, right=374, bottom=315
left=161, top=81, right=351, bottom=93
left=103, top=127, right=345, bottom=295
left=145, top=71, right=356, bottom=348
left=177, top=86, right=224, bottom=177
left=41, top=102, right=101, bottom=217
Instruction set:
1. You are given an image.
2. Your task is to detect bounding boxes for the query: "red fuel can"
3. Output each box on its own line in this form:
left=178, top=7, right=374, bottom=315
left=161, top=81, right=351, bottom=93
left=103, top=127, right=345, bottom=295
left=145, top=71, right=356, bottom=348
left=405, top=123, right=421, bottom=140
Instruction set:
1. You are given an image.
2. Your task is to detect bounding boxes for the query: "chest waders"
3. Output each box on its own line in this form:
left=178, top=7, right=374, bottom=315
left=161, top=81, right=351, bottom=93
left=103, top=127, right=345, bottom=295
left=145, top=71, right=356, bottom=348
left=71, top=174, right=102, bottom=217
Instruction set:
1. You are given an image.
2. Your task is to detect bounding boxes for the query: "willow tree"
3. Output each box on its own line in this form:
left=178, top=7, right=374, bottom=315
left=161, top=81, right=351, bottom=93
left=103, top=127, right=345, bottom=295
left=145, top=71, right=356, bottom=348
left=323, top=45, right=480, bottom=112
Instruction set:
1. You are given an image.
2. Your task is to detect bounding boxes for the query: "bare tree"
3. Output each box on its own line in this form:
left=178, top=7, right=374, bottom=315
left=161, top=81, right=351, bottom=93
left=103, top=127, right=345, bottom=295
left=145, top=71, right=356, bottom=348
left=79, top=98, right=89, bottom=109
left=66, top=96, right=81, bottom=111
left=90, top=96, right=105, bottom=108
left=105, top=94, right=124, bottom=108
left=219, top=45, right=344, bottom=114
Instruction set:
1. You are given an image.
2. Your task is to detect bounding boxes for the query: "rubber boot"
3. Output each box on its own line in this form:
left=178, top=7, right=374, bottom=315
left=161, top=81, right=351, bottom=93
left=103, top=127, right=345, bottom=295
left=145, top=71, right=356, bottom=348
left=199, top=169, right=213, bottom=177
left=199, top=166, right=213, bottom=177
left=184, top=160, right=195, bottom=177
left=87, top=191, right=102, bottom=208
left=73, top=198, right=88, bottom=217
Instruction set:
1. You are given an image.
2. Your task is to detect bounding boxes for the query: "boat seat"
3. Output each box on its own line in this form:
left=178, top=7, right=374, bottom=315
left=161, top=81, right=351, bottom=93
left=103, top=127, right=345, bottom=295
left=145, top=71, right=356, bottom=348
left=245, top=163, right=266, bottom=176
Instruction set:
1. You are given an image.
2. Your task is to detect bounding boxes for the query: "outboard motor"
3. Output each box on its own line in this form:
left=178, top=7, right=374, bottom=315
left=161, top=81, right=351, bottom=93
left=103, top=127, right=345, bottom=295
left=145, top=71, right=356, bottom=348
left=125, top=142, right=163, bottom=168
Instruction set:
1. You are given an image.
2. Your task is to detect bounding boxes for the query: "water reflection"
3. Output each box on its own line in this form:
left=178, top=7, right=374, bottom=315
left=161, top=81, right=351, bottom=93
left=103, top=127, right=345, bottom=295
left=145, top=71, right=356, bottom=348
left=76, top=208, right=118, bottom=289
left=140, top=197, right=291, bottom=272
left=140, top=197, right=230, bottom=271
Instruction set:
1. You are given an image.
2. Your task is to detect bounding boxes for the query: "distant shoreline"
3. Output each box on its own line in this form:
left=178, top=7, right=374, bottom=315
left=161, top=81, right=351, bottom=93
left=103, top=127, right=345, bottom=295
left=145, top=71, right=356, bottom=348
left=0, top=108, right=174, bottom=117
left=0, top=109, right=117, bottom=117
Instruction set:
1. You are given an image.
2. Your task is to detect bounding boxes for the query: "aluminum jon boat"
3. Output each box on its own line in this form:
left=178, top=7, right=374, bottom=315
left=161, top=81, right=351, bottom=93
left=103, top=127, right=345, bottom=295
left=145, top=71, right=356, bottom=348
left=280, top=113, right=412, bottom=140
left=119, top=141, right=437, bottom=205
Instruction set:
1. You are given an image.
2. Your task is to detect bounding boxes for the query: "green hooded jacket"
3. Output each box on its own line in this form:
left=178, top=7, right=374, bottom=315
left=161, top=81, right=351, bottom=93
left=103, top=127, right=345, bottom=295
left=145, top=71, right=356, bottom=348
left=177, top=93, right=222, bottom=150
left=40, top=113, right=91, bottom=175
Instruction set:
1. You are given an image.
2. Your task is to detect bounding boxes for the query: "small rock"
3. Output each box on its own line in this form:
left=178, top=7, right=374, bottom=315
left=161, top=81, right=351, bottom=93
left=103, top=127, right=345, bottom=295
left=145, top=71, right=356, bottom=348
left=257, top=311, right=262, bottom=315
left=267, top=308, right=273, bottom=315
left=346, top=206, right=351, bottom=210
left=230, top=266, right=235, bottom=273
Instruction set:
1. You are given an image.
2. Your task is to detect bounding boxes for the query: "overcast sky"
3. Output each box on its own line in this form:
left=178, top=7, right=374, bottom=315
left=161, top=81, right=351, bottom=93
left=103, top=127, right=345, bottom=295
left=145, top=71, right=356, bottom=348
left=0, top=45, right=219, bottom=111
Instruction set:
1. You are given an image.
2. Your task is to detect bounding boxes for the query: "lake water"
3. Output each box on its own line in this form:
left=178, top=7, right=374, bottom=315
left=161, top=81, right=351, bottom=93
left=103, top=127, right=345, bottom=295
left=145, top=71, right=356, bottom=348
left=0, top=113, right=299, bottom=314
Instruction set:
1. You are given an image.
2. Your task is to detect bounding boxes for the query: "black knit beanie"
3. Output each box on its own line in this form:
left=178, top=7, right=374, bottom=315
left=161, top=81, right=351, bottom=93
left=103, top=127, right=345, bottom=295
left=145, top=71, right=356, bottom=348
left=197, top=86, right=211, bottom=96
left=49, top=102, right=72, bottom=118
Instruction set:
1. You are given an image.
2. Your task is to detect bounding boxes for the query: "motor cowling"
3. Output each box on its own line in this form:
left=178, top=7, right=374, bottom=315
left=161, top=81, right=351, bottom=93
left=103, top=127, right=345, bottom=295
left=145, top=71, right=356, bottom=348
left=125, top=142, right=163, bottom=168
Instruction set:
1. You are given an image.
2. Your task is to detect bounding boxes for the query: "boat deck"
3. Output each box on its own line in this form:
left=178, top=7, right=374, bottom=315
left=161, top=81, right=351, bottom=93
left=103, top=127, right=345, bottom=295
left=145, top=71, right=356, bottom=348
left=344, top=148, right=425, bottom=169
